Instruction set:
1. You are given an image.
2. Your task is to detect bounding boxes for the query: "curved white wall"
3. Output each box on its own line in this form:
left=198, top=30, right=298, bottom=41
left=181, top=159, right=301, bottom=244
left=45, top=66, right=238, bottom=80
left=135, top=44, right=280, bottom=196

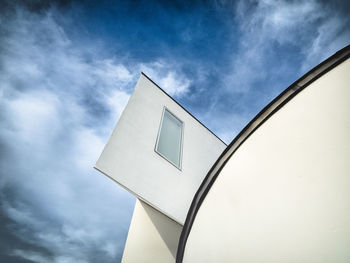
left=184, top=58, right=350, bottom=262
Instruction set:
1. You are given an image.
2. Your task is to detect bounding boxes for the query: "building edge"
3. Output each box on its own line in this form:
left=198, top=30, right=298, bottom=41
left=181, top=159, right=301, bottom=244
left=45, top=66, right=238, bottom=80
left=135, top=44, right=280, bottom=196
left=140, top=72, right=227, bottom=146
left=176, top=44, right=350, bottom=263
left=93, top=166, right=184, bottom=226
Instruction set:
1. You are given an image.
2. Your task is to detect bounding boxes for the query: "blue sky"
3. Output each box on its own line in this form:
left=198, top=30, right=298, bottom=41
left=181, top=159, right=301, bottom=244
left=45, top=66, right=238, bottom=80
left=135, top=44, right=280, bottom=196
left=0, top=0, right=349, bottom=262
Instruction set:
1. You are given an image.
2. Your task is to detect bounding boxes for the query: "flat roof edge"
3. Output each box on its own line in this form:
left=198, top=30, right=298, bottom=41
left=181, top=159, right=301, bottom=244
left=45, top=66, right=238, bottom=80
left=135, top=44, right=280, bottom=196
left=140, top=72, right=227, bottom=146
left=176, top=44, right=350, bottom=263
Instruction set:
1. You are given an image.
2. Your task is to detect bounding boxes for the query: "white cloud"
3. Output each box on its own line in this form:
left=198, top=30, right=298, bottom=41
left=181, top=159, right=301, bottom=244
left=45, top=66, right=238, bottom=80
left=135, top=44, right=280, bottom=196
left=158, top=71, right=190, bottom=96
left=226, top=0, right=349, bottom=95
left=203, top=0, right=350, bottom=143
left=106, top=89, right=130, bottom=127
left=0, top=7, right=136, bottom=263
left=302, top=15, right=350, bottom=71
left=6, top=90, right=61, bottom=144
left=0, top=7, right=191, bottom=261
left=139, top=61, right=191, bottom=97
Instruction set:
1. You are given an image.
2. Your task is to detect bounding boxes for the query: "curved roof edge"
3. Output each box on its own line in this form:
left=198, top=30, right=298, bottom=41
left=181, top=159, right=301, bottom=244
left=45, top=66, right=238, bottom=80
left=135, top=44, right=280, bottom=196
left=141, top=72, right=227, bottom=146
left=176, top=44, right=350, bottom=263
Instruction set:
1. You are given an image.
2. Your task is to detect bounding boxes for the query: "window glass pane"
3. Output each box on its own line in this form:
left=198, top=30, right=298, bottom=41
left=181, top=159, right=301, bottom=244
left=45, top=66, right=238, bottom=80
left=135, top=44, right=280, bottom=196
left=156, top=109, right=183, bottom=168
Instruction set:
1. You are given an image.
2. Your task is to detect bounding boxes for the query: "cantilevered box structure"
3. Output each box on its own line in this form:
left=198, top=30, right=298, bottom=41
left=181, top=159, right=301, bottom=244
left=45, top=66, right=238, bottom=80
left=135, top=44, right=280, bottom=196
left=95, top=73, right=226, bottom=262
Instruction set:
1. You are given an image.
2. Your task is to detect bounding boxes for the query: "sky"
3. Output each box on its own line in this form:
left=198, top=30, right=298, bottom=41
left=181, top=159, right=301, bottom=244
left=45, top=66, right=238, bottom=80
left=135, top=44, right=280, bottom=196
left=0, top=0, right=349, bottom=262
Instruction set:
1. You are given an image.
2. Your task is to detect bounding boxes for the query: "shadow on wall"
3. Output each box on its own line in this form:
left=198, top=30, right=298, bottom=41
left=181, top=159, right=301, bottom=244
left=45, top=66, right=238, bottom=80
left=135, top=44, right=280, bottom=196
left=141, top=201, right=183, bottom=258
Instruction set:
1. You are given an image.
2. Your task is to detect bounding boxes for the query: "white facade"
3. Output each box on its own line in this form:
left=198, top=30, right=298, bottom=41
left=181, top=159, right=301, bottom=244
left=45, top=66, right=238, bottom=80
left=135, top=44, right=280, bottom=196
left=182, top=50, right=350, bottom=262
left=95, top=73, right=226, bottom=224
left=122, top=199, right=182, bottom=263
left=95, top=73, right=226, bottom=262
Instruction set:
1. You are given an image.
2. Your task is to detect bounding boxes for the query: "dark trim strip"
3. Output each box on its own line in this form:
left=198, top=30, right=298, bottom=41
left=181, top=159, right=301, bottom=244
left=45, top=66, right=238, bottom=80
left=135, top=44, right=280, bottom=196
left=176, top=44, right=350, bottom=262
left=141, top=72, right=227, bottom=146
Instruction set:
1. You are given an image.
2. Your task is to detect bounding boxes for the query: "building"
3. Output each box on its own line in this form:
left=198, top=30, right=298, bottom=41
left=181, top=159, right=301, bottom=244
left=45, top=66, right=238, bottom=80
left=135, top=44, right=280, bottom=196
left=95, top=44, right=350, bottom=263
left=95, top=72, right=226, bottom=262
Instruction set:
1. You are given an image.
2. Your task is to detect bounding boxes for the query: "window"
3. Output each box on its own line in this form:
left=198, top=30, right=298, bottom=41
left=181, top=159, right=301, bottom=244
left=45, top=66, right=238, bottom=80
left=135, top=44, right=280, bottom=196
left=155, top=108, right=183, bottom=169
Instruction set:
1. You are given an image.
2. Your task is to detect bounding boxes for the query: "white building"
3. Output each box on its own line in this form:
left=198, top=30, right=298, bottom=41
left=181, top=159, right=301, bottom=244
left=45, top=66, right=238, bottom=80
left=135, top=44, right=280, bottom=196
left=95, top=73, right=226, bottom=262
left=96, top=44, right=350, bottom=263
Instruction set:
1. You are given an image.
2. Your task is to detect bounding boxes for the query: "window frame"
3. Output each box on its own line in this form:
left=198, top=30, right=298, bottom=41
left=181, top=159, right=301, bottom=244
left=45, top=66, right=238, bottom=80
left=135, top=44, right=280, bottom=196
left=154, top=107, right=184, bottom=170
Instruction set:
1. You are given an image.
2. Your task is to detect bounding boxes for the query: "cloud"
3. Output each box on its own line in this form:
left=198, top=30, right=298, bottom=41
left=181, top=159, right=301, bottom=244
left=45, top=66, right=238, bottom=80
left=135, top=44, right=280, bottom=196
left=302, top=14, right=350, bottom=71
left=1, top=1, right=350, bottom=261
left=205, top=0, right=350, bottom=142
left=229, top=0, right=350, bottom=86
left=139, top=60, right=191, bottom=97
left=10, top=249, right=50, bottom=263
left=0, top=2, right=196, bottom=262
left=0, top=5, right=136, bottom=263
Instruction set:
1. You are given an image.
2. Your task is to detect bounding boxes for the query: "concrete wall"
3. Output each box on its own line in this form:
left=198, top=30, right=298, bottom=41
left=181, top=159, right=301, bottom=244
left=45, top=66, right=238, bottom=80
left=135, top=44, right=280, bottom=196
left=183, top=58, right=350, bottom=262
left=95, top=74, right=226, bottom=224
left=122, top=199, right=182, bottom=263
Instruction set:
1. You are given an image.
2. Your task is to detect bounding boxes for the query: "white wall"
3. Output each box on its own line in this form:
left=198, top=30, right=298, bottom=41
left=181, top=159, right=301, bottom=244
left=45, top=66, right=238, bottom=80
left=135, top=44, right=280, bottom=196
left=184, top=58, right=350, bottom=262
left=95, top=74, right=226, bottom=224
left=122, top=199, right=182, bottom=263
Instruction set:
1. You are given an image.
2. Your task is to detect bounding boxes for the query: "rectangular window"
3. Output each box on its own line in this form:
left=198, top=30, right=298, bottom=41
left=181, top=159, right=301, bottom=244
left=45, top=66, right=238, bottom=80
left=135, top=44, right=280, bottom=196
left=155, top=108, right=183, bottom=169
